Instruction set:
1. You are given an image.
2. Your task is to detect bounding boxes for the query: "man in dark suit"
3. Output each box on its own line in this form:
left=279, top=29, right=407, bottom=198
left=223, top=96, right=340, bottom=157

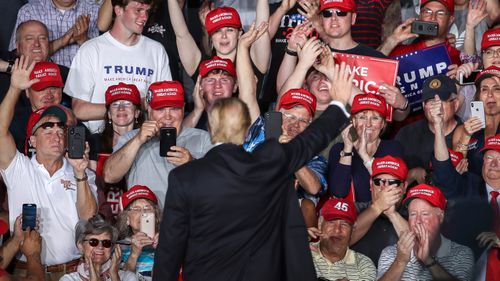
left=153, top=58, right=354, bottom=280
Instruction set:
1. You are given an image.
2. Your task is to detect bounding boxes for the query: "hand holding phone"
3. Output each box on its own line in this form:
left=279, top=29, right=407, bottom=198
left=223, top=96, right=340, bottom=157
left=160, top=127, right=176, bottom=157
left=67, top=126, right=86, bottom=159
left=22, top=203, right=37, bottom=231
left=265, top=111, right=282, bottom=140
left=470, top=101, right=486, bottom=129
left=140, top=213, right=155, bottom=239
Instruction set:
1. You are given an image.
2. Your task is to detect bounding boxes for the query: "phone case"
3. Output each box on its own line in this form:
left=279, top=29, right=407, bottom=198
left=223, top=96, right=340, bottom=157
left=411, top=21, right=438, bottom=36
left=22, top=203, right=37, bottom=231
left=470, top=101, right=486, bottom=128
left=160, top=127, right=176, bottom=157
left=459, top=70, right=480, bottom=85
left=67, top=126, right=86, bottom=159
left=140, top=213, right=155, bottom=238
left=264, top=111, right=282, bottom=140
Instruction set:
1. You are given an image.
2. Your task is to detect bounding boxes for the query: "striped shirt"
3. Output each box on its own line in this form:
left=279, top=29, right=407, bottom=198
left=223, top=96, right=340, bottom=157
left=377, top=235, right=474, bottom=281
left=311, top=242, right=376, bottom=281
left=9, top=0, right=100, bottom=67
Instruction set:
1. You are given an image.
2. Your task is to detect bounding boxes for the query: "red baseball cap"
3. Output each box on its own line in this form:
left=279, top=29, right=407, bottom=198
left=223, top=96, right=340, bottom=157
left=119, top=185, right=158, bottom=211
left=320, top=0, right=356, bottom=12
left=278, top=88, right=317, bottom=117
left=205, top=7, right=242, bottom=36
left=481, top=134, right=500, bottom=153
left=147, top=81, right=184, bottom=110
left=105, top=83, right=141, bottom=106
left=321, top=198, right=357, bottom=224
left=420, top=0, right=454, bottom=14
left=26, top=105, right=68, bottom=137
left=351, top=94, right=387, bottom=118
left=0, top=219, right=8, bottom=235
left=199, top=56, right=236, bottom=78
left=372, top=156, right=408, bottom=180
left=30, top=61, right=64, bottom=91
left=404, top=184, right=447, bottom=210
left=481, top=28, right=500, bottom=51
left=475, top=66, right=500, bottom=88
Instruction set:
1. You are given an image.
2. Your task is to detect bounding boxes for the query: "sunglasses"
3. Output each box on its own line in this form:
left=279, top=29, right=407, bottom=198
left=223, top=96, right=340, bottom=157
left=373, top=178, right=403, bottom=186
left=83, top=238, right=114, bottom=248
left=322, top=9, right=348, bottom=18
left=33, top=121, right=67, bottom=134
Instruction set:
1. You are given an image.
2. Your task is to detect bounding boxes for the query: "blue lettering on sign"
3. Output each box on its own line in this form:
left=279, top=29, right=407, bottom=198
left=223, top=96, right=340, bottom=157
left=103, top=65, right=155, bottom=76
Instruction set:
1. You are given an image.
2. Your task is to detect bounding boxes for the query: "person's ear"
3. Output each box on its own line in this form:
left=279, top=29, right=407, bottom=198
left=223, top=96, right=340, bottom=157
left=29, top=135, right=37, bottom=148
left=77, top=241, right=84, bottom=253
left=351, top=12, right=357, bottom=25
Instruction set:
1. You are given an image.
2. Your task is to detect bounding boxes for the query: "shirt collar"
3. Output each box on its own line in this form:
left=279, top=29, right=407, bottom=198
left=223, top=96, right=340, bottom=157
left=315, top=242, right=356, bottom=265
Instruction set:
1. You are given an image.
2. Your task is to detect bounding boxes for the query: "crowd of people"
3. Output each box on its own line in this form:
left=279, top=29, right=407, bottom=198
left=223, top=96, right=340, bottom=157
left=0, top=0, right=499, bottom=280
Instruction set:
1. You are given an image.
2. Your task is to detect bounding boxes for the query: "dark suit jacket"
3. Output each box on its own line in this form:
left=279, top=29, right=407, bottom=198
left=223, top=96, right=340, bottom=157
left=153, top=105, right=348, bottom=281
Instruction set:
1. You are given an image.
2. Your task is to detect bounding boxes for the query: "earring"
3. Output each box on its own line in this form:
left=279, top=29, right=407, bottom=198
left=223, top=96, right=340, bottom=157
left=108, top=119, right=112, bottom=124
left=135, top=118, right=138, bottom=124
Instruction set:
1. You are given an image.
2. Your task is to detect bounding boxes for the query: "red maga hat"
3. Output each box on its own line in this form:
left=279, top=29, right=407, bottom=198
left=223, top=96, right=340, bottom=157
left=147, top=81, right=184, bottom=110
left=105, top=83, right=141, bottom=106
left=205, top=7, right=242, bottom=36
left=372, top=155, right=408, bottom=180
left=278, top=88, right=317, bottom=117
left=30, top=61, right=64, bottom=91
left=199, top=56, right=236, bottom=78
left=404, top=184, right=446, bottom=210
left=119, top=185, right=158, bottom=211
left=351, top=94, right=387, bottom=118
left=321, top=198, right=357, bottom=224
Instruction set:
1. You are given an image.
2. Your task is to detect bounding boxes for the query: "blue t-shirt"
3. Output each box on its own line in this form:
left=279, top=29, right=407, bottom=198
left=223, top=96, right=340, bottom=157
left=121, top=245, right=155, bottom=280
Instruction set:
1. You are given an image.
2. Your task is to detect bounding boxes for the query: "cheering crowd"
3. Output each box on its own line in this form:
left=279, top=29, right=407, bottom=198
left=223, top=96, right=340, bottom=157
left=0, top=0, right=499, bottom=280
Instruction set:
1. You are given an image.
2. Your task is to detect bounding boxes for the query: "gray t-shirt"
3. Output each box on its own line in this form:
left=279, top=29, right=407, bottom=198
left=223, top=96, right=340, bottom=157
left=114, top=127, right=214, bottom=207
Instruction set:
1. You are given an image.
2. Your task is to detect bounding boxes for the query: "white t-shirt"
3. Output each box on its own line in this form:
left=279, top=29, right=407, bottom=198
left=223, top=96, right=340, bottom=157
left=64, top=32, right=172, bottom=133
left=0, top=151, right=98, bottom=266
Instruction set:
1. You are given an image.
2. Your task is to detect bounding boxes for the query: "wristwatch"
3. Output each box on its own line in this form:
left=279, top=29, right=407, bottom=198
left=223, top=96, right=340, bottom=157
left=424, top=256, right=438, bottom=268
left=340, top=151, right=353, bottom=157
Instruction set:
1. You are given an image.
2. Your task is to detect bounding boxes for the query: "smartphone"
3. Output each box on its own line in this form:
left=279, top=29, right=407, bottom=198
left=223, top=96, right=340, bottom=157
left=22, top=203, right=37, bottom=231
left=67, top=126, right=86, bottom=159
left=411, top=20, right=438, bottom=36
left=140, top=212, right=155, bottom=239
left=470, top=101, right=486, bottom=129
left=160, top=127, right=176, bottom=157
left=459, top=70, right=480, bottom=85
left=264, top=111, right=282, bottom=140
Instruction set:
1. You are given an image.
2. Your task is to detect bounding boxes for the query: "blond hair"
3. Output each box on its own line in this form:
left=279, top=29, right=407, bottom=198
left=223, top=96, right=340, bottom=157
left=208, top=98, right=250, bottom=145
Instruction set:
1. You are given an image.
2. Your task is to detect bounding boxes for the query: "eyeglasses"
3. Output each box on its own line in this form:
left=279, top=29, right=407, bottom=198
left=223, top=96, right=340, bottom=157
left=282, top=112, right=311, bottom=128
left=33, top=121, right=67, bottom=134
left=420, top=8, right=448, bottom=19
left=322, top=9, right=348, bottom=18
left=482, top=49, right=500, bottom=58
left=372, top=178, right=403, bottom=186
left=110, top=100, right=135, bottom=108
left=128, top=206, right=155, bottom=213
left=83, top=238, right=114, bottom=248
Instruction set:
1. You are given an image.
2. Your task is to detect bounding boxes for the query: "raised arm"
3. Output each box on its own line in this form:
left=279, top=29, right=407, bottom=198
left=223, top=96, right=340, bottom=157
left=0, top=57, right=38, bottom=170
left=269, top=0, right=297, bottom=38
left=279, top=37, right=322, bottom=97
left=236, top=22, right=268, bottom=123
left=68, top=144, right=98, bottom=220
left=377, top=18, right=418, bottom=56
left=464, top=0, right=488, bottom=55
left=249, top=0, right=271, bottom=74
left=103, top=120, right=159, bottom=183
left=168, top=0, right=202, bottom=76
left=182, top=76, right=206, bottom=128
left=276, top=20, right=313, bottom=92
left=97, top=0, right=113, bottom=32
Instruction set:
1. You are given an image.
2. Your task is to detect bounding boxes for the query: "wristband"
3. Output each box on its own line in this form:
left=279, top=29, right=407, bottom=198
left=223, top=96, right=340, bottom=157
left=424, top=256, right=438, bottom=268
left=285, top=48, right=298, bottom=57
left=74, top=173, right=88, bottom=182
left=6, top=61, right=14, bottom=74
